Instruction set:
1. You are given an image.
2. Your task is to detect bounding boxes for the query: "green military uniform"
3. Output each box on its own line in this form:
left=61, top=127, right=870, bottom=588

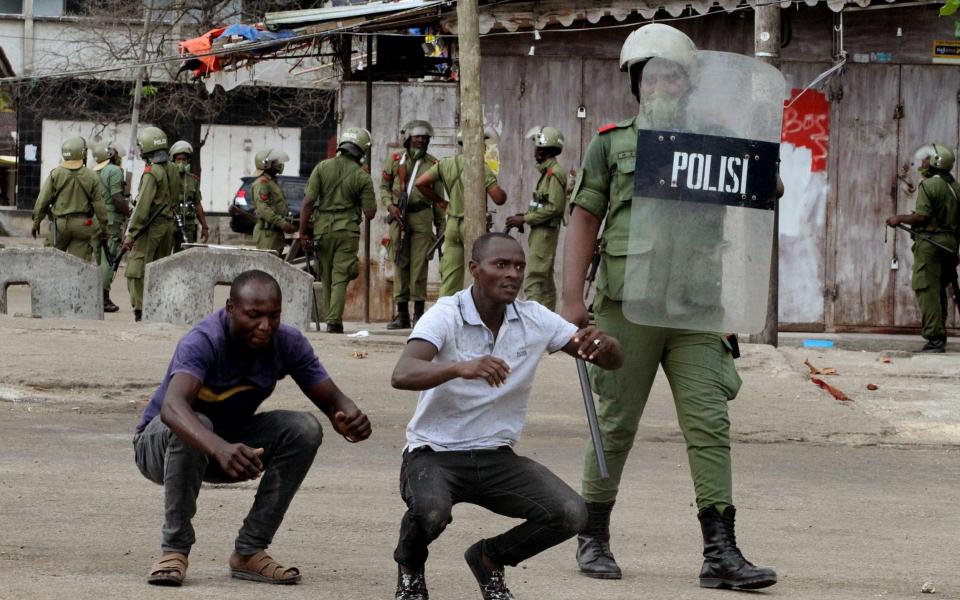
left=252, top=172, right=290, bottom=254
left=126, top=162, right=178, bottom=311
left=911, top=173, right=960, bottom=342
left=523, top=157, right=566, bottom=310
left=32, top=165, right=109, bottom=262
left=424, top=155, right=499, bottom=297
left=177, top=172, right=203, bottom=246
left=573, top=116, right=741, bottom=512
left=381, top=150, right=444, bottom=304
left=305, top=153, right=376, bottom=326
left=94, top=162, right=127, bottom=291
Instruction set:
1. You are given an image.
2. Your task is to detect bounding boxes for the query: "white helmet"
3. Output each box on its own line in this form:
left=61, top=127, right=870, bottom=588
left=620, top=24, right=698, bottom=74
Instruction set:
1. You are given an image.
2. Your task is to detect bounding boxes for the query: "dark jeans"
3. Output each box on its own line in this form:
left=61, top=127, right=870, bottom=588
left=133, top=410, right=323, bottom=555
left=393, top=446, right=587, bottom=570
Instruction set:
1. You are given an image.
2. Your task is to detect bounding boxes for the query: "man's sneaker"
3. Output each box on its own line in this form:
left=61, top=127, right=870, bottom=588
left=464, top=541, right=516, bottom=600
left=395, top=566, right=428, bottom=600
left=920, top=339, right=946, bottom=353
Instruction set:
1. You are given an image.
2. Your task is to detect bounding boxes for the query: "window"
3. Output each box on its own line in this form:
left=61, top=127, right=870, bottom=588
left=0, top=0, right=23, bottom=15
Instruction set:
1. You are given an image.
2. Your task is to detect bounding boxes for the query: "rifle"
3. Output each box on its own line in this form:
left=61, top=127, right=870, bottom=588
left=302, top=243, right=324, bottom=331
left=45, top=204, right=59, bottom=248
left=585, top=238, right=602, bottom=301
left=111, top=204, right=168, bottom=273
left=889, top=222, right=960, bottom=316
left=392, top=158, right=421, bottom=264
left=427, top=232, right=444, bottom=261
left=173, top=206, right=188, bottom=251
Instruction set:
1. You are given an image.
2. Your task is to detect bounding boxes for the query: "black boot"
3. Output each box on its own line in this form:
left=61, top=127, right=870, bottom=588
left=387, top=302, right=411, bottom=330
left=103, top=291, right=119, bottom=313
left=698, top=505, right=777, bottom=590
left=412, top=300, right=425, bottom=325
left=134, top=309, right=142, bottom=322
left=920, top=338, right=946, bottom=353
left=576, top=501, right=621, bottom=579
left=326, top=322, right=344, bottom=334
left=395, top=565, right=428, bottom=600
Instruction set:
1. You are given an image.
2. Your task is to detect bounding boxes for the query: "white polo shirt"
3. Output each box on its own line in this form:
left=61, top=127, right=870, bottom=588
left=405, top=286, right=578, bottom=451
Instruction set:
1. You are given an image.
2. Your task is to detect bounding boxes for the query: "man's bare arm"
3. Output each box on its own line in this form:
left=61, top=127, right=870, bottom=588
left=487, top=184, right=507, bottom=206
left=559, top=326, right=624, bottom=370
left=392, top=339, right=511, bottom=390
left=561, top=206, right=602, bottom=327
left=304, top=379, right=372, bottom=442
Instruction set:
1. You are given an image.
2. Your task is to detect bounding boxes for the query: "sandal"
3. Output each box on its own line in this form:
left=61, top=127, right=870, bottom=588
left=147, top=552, right=188, bottom=586
left=229, top=550, right=301, bottom=585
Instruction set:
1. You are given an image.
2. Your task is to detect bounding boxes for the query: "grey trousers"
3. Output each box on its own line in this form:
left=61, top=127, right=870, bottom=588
left=133, top=410, right=323, bottom=555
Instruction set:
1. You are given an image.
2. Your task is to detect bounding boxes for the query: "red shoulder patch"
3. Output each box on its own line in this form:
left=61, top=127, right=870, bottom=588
left=546, top=168, right=554, bottom=177
left=143, top=165, right=152, bottom=173
left=392, top=153, right=401, bottom=161
left=597, top=122, right=617, bottom=133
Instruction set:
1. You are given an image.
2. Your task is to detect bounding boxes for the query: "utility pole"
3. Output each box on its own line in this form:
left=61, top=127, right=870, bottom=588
left=126, top=0, right=155, bottom=188
left=751, top=4, right=782, bottom=347
left=457, top=0, right=485, bottom=284
left=364, top=34, right=373, bottom=323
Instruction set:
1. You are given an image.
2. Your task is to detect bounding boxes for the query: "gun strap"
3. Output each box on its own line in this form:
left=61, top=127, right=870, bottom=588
left=53, top=169, right=96, bottom=214
left=312, top=163, right=358, bottom=214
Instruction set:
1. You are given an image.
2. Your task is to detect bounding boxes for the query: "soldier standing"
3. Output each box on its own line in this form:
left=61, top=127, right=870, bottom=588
left=560, top=24, right=777, bottom=590
left=31, top=137, right=110, bottom=266
left=252, top=148, right=295, bottom=254
left=169, top=141, right=209, bottom=249
left=505, top=126, right=567, bottom=310
left=887, top=143, right=960, bottom=353
left=92, top=141, right=131, bottom=313
left=297, top=127, right=377, bottom=334
left=414, top=131, right=507, bottom=297
left=121, top=126, right=178, bottom=322
left=382, top=120, right=445, bottom=329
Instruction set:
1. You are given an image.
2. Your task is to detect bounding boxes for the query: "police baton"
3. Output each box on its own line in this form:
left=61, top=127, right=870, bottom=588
left=889, top=222, right=956, bottom=254
left=111, top=204, right=168, bottom=273
left=577, top=357, right=609, bottom=479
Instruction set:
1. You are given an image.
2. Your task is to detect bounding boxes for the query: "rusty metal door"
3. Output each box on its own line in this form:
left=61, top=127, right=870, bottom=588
left=892, top=65, right=960, bottom=330
left=831, top=64, right=901, bottom=328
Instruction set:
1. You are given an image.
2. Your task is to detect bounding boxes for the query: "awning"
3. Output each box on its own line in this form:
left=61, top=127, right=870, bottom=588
left=265, top=0, right=448, bottom=31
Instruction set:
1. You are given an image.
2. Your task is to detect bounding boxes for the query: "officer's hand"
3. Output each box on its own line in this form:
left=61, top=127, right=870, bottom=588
left=571, top=326, right=617, bottom=362
left=30, top=225, right=39, bottom=239
left=121, top=238, right=134, bottom=253
left=561, top=302, right=590, bottom=329
left=886, top=216, right=902, bottom=227
left=387, top=204, right=404, bottom=225
left=200, top=226, right=210, bottom=243
left=456, top=355, right=511, bottom=387
left=333, top=408, right=372, bottom=443
left=299, top=231, right=313, bottom=251
left=214, top=442, right=263, bottom=481
left=506, top=215, right=525, bottom=229
left=281, top=221, right=297, bottom=234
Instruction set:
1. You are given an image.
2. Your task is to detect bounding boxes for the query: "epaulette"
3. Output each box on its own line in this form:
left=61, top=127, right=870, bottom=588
left=143, top=165, right=152, bottom=173
left=597, top=123, right=618, bottom=134
left=546, top=168, right=553, bottom=177
left=392, top=152, right=401, bottom=162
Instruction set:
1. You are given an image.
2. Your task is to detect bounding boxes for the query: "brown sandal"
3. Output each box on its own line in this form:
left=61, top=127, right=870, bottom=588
left=228, top=550, right=301, bottom=585
left=147, top=552, right=188, bottom=586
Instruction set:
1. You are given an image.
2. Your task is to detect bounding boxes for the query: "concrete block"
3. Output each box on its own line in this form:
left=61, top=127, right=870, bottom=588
left=0, top=248, right=103, bottom=319
left=143, top=247, right=314, bottom=330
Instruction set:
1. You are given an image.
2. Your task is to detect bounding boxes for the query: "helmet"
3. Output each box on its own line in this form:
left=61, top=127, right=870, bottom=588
left=92, top=141, right=123, bottom=163
left=456, top=128, right=492, bottom=146
left=254, top=149, right=270, bottom=171
left=263, top=148, right=290, bottom=173
left=169, top=140, right=193, bottom=157
left=620, top=24, right=698, bottom=74
left=401, top=120, right=434, bottom=145
left=338, top=127, right=372, bottom=152
left=526, top=126, right=564, bottom=150
left=61, top=137, right=87, bottom=162
left=137, top=126, right=168, bottom=155
left=913, top=144, right=956, bottom=176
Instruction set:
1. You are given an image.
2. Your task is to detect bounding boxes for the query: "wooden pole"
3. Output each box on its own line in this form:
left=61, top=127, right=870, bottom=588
left=457, top=0, right=485, bottom=285
left=752, top=4, right=782, bottom=347
left=126, top=0, right=155, bottom=189
left=364, top=34, right=373, bottom=323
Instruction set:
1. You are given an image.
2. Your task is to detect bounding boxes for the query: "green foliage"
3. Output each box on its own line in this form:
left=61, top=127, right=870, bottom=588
left=128, top=84, right=159, bottom=98
left=941, top=0, right=960, bottom=16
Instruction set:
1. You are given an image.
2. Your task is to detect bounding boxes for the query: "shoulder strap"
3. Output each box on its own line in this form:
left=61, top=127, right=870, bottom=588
left=54, top=169, right=95, bottom=209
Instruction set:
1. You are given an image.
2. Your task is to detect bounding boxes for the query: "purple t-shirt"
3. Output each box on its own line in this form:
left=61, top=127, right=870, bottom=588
left=135, top=308, right=329, bottom=432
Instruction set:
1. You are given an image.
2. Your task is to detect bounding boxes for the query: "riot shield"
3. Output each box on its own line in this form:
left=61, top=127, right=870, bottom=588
left=623, top=51, right=785, bottom=333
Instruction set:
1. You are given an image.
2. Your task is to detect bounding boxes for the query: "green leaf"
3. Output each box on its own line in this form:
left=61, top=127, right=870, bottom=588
left=941, top=0, right=960, bottom=16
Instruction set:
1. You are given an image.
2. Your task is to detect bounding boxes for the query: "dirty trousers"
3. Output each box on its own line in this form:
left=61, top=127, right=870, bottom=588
left=394, top=446, right=587, bottom=570
left=133, top=410, right=322, bottom=555
left=581, top=295, right=741, bottom=511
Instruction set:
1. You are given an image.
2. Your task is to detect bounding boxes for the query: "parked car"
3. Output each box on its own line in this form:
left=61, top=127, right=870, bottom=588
left=228, top=175, right=309, bottom=235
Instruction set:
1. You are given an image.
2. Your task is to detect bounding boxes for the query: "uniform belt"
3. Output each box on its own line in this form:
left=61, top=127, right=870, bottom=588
left=57, top=212, right=92, bottom=219
left=406, top=204, right=431, bottom=214
left=315, top=207, right=355, bottom=213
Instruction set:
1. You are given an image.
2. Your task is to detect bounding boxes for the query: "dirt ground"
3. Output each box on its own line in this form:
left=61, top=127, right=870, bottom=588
left=1, top=239, right=959, bottom=598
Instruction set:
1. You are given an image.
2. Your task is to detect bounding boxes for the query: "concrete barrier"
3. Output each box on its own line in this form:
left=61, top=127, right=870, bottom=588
left=0, top=248, right=103, bottom=319
left=142, top=246, right=314, bottom=330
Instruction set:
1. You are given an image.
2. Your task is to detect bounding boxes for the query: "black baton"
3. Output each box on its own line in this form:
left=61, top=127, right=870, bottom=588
left=577, top=357, right=608, bottom=479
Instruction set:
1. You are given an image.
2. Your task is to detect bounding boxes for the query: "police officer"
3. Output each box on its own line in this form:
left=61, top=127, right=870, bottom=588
left=297, top=127, right=377, bottom=334
left=382, top=120, right=445, bottom=329
left=505, top=126, right=567, bottom=310
left=121, top=126, right=178, bottom=322
left=887, top=143, right=960, bottom=353
left=169, top=140, right=209, bottom=249
left=252, top=148, right=295, bottom=254
left=414, top=131, right=508, bottom=297
left=92, top=140, right=131, bottom=313
left=31, top=137, right=110, bottom=265
left=560, top=24, right=776, bottom=590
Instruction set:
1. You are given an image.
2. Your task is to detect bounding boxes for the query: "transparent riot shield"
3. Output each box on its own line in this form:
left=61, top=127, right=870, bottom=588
left=623, top=51, right=785, bottom=333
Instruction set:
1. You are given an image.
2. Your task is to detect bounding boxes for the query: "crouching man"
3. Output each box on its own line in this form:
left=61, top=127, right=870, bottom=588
left=133, top=269, right=372, bottom=587
left=390, top=232, right=624, bottom=599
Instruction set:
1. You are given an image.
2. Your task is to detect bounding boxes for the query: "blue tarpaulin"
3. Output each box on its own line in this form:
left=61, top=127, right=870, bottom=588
left=213, top=25, right=296, bottom=44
